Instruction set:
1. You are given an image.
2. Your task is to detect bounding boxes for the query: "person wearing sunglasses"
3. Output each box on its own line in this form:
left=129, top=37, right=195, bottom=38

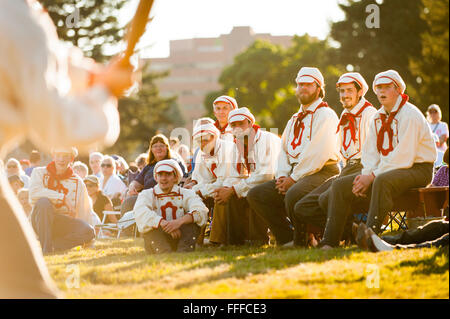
left=5, top=158, right=30, bottom=189
left=100, top=156, right=127, bottom=206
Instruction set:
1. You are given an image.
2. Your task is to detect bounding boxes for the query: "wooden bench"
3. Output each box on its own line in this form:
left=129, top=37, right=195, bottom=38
left=384, top=186, right=449, bottom=230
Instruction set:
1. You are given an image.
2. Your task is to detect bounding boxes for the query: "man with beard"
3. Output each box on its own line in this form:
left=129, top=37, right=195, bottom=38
left=247, top=67, right=340, bottom=246
left=319, top=70, right=437, bottom=249
left=210, top=107, right=281, bottom=245
left=292, top=72, right=377, bottom=246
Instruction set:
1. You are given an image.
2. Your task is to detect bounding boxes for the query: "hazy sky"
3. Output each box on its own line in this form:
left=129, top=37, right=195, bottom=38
left=121, top=0, right=346, bottom=58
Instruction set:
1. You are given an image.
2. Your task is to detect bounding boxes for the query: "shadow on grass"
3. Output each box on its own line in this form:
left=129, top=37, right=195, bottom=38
left=396, top=246, right=449, bottom=275
left=48, top=239, right=360, bottom=287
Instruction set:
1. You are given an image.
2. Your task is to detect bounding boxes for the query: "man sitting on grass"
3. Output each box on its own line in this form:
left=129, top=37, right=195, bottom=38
left=134, top=159, right=209, bottom=254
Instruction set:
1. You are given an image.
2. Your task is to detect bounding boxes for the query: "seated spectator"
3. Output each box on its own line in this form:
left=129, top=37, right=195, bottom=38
left=6, top=158, right=30, bottom=188
left=25, top=150, right=41, bottom=177
left=89, top=152, right=104, bottom=179
left=432, top=148, right=449, bottom=187
left=8, top=175, right=25, bottom=195
left=84, top=175, right=117, bottom=224
left=114, top=155, right=130, bottom=185
left=134, top=159, right=208, bottom=254
left=73, top=161, right=89, bottom=179
left=120, top=134, right=187, bottom=216
left=17, top=188, right=32, bottom=218
left=170, top=137, right=181, bottom=153
left=100, top=155, right=128, bottom=205
left=29, top=147, right=100, bottom=254
left=135, top=153, right=149, bottom=171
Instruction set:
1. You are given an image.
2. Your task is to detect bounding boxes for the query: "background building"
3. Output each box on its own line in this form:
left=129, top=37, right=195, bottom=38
left=146, top=26, right=293, bottom=131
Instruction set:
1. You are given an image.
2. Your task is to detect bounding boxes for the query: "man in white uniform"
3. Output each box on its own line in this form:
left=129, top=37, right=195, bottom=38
left=247, top=67, right=340, bottom=246
left=134, top=159, right=209, bottom=254
left=320, top=70, right=437, bottom=248
left=210, top=107, right=281, bottom=245
left=293, top=72, right=377, bottom=245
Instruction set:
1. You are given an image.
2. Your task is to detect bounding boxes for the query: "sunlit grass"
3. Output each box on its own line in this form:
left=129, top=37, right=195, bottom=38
left=44, top=238, right=449, bottom=299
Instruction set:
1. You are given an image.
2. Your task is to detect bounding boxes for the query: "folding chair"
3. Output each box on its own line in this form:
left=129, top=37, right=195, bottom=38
left=117, top=211, right=138, bottom=238
left=97, top=210, right=122, bottom=239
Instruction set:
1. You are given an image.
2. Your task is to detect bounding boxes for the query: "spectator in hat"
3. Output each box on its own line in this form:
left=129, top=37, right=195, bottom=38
left=134, top=159, right=208, bottom=254
left=84, top=175, right=116, bottom=224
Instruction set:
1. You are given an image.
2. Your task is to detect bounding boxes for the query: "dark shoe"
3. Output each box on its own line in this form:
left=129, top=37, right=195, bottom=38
left=356, top=223, right=369, bottom=250
left=380, top=234, right=400, bottom=245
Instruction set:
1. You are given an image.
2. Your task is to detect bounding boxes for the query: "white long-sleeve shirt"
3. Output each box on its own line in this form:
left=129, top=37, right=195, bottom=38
left=361, top=95, right=437, bottom=176
left=0, top=0, right=120, bottom=159
left=29, top=167, right=100, bottom=226
left=338, top=98, right=377, bottom=162
left=276, top=98, right=340, bottom=181
left=134, top=185, right=209, bottom=234
left=224, top=129, right=281, bottom=198
left=192, top=138, right=235, bottom=198
left=100, top=174, right=127, bottom=199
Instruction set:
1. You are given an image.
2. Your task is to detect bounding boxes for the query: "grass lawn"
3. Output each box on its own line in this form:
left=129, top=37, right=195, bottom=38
left=44, top=238, right=449, bottom=299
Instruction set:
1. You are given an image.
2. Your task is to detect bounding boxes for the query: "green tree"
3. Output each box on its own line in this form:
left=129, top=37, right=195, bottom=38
left=209, top=35, right=344, bottom=131
left=410, top=0, right=449, bottom=122
left=41, top=0, right=127, bottom=62
left=104, top=64, right=184, bottom=159
left=330, top=0, right=427, bottom=108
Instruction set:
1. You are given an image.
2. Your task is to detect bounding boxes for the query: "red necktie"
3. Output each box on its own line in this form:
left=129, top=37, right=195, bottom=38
left=377, top=94, right=408, bottom=156
left=336, top=101, right=373, bottom=144
left=291, top=102, right=328, bottom=150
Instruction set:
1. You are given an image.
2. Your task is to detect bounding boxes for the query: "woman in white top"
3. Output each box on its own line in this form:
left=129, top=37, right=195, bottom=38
left=100, top=156, right=128, bottom=201
left=427, top=104, right=449, bottom=153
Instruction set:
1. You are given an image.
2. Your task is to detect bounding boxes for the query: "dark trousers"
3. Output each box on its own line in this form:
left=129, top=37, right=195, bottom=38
left=382, top=219, right=449, bottom=248
left=0, top=176, right=59, bottom=298
left=321, top=162, right=434, bottom=247
left=247, top=164, right=340, bottom=245
left=31, top=198, right=95, bottom=254
left=227, top=196, right=268, bottom=245
left=293, top=162, right=363, bottom=242
left=143, top=223, right=200, bottom=254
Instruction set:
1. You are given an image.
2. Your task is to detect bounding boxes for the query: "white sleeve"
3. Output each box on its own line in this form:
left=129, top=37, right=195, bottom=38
left=28, top=168, right=64, bottom=207
left=134, top=189, right=162, bottom=234
left=184, top=189, right=209, bottom=227
left=191, top=160, right=217, bottom=198
left=276, top=120, right=293, bottom=179
left=290, top=109, right=339, bottom=181
left=0, top=2, right=120, bottom=154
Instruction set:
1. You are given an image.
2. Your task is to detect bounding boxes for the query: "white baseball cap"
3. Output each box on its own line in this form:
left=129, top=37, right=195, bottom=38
left=336, top=72, right=369, bottom=96
left=213, top=95, right=238, bottom=110
left=228, top=107, right=255, bottom=125
left=153, top=159, right=183, bottom=184
left=373, top=70, right=406, bottom=93
left=193, top=123, right=220, bottom=139
left=295, top=67, right=325, bottom=89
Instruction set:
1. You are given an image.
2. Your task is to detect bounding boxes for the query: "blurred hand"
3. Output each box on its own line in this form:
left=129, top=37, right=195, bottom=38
left=213, top=187, right=235, bottom=204
left=90, top=57, right=135, bottom=98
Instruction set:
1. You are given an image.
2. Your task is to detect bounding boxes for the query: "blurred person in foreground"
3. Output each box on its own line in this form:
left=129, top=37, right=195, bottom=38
left=0, top=0, right=134, bottom=298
